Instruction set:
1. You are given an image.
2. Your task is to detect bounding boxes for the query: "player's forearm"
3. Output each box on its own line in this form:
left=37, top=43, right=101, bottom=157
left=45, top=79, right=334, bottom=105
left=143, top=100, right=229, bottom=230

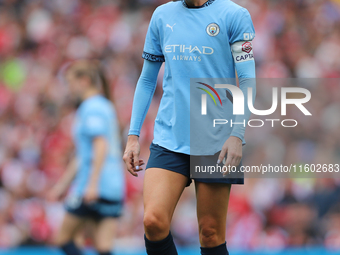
left=54, top=157, right=78, bottom=192
left=230, top=60, right=256, bottom=141
left=88, top=137, right=107, bottom=187
left=128, top=60, right=162, bottom=136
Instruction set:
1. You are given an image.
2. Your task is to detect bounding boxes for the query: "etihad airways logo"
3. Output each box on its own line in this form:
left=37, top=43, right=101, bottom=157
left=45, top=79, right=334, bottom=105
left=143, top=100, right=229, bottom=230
left=165, top=45, right=214, bottom=62
left=165, top=45, right=214, bottom=54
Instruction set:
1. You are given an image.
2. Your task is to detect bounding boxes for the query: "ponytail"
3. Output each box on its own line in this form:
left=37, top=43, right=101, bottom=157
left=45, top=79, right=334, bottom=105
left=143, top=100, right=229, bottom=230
left=96, top=65, right=112, bottom=102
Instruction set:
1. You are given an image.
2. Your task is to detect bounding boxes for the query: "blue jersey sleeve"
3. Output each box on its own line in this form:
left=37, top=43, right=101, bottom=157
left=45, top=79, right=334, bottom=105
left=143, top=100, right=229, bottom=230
left=128, top=60, right=162, bottom=136
left=229, top=8, right=255, bottom=44
left=228, top=8, right=256, bottom=142
left=83, top=111, right=107, bottom=137
left=230, top=64, right=256, bottom=142
left=142, top=9, right=165, bottom=62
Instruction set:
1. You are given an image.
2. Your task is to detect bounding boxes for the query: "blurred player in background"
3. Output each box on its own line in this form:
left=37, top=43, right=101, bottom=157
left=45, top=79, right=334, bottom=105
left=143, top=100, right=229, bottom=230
left=48, top=60, right=126, bottom=255
left=123, top=0, right=256, bottom=254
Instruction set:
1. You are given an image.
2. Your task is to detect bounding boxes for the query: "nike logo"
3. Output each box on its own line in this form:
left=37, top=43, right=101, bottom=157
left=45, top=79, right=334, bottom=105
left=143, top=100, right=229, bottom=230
left=166, top=23, right=176, bottom=32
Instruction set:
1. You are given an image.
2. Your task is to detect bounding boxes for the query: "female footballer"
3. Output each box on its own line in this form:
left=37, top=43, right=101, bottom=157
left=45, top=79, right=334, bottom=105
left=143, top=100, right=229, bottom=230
left=123, top=0, right=256, bottom=254
left=48, top=60, right=126, bottom=255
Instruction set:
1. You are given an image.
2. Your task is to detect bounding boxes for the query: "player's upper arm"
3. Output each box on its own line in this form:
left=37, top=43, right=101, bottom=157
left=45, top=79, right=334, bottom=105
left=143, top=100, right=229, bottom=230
left=228, top=8, right=255, bottom=44
left=142, top=9, right=165, bottom=62
left=229, top=8, right=256, bottom=77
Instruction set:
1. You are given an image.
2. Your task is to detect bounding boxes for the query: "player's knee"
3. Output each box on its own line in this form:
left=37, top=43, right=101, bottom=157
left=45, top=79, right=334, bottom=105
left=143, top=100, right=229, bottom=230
left=143, top=211, right=169, bottom=237
left=200, top=226, right=220, bottom=247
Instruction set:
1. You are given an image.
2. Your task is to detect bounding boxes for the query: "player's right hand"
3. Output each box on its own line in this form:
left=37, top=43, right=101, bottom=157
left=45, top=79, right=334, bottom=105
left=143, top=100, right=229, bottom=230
left=123, top=135, right=145, bottom=177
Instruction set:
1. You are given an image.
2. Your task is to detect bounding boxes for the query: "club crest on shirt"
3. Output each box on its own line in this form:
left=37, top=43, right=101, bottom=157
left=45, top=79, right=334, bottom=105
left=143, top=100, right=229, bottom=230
left=206, top=23, right=220, bottom=37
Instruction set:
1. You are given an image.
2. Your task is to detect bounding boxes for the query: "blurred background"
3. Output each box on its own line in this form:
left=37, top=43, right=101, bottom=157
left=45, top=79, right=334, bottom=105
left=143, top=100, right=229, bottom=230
left=0, top=0, right=340, bottom=254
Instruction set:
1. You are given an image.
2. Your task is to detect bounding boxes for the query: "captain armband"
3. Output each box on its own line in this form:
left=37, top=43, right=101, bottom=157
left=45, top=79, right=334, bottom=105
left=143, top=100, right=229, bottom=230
left=231, top=41, right=254, bottom=63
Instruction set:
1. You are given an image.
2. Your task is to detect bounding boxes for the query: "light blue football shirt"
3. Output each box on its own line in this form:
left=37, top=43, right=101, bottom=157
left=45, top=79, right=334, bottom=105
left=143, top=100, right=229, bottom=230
left=69, top=95, right=125, bottom=201
left=131, top=0, right=255, bottom=155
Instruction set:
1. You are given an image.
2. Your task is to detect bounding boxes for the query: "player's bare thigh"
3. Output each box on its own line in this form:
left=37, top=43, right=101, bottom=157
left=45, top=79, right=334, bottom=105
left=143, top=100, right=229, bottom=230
left=143, top=168, right=188, bottom=241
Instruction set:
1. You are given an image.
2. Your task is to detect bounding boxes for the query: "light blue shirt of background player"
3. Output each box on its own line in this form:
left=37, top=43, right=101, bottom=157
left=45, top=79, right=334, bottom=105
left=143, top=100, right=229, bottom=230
left=128, top=0, right=256, bottom=156
left=69, top=95, right=125, bottom=201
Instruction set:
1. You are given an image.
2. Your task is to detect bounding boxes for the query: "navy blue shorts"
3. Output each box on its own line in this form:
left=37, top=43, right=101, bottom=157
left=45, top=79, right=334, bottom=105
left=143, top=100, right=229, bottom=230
left=65, top=196, right=123, bottom=220
left=146, top=143, right=244, bottom=186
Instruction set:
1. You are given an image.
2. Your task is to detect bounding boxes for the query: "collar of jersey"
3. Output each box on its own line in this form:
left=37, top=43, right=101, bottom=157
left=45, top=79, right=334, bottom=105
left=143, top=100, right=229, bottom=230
left=181, top=0, right=215, bottom=9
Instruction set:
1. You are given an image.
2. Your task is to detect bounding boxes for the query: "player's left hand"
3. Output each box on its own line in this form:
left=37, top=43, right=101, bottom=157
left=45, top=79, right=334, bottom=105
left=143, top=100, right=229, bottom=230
left=83, top=183, right=99, bottom=204
left=217, top=136, right=242, bottom=175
